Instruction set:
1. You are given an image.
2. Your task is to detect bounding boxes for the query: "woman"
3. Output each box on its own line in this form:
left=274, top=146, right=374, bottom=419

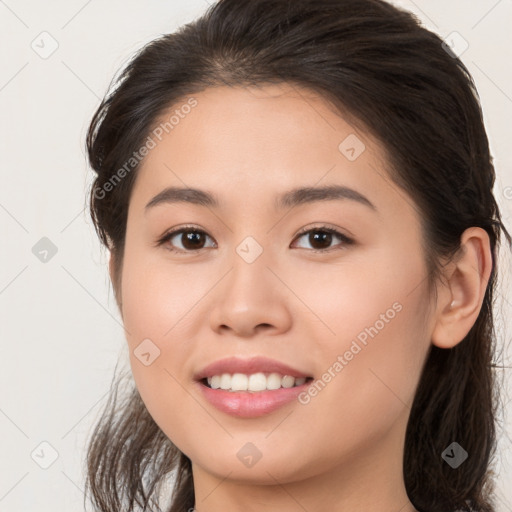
left=84, top=0, right=511, bottom=510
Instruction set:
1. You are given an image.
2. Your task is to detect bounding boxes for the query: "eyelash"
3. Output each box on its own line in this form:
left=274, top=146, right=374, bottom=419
left=155, top=224, right=354, bottom=254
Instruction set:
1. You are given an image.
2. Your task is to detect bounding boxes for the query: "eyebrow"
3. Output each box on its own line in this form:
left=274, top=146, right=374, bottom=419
left=144, top=184, right=377, bottom=212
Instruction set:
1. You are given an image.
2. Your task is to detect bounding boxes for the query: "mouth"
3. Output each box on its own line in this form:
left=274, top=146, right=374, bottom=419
left=196, top=372, right=315, bottom=418
left=199, top=373, right=314, bottom=393
left=194, top=356, right=315, bottom=416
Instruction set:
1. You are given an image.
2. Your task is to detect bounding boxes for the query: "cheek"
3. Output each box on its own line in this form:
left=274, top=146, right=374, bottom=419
left=293, top=245, right=430, bottom=404
left=290, top=243, right=428, bottom=349
left=119, top=247, right=217, bottom=438
left=290, top=292, right=430, bottom=468
left=120, top=246, right=207, bottom=343
left=119, top=248, right=183, bottom=395
left=120, top=260, right=200, bottom=453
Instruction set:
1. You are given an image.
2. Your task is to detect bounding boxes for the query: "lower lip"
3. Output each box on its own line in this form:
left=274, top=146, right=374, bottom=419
left=196, top=380, right=312, bottom=418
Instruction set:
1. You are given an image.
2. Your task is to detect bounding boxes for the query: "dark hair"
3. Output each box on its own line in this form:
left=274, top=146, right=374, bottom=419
left=84, top=1, right=512, bottom=511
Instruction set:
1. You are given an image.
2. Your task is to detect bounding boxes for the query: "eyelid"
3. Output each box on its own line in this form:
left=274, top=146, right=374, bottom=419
left=291, top=223, right=354, bottom=251
left=154, top=224, right=215, bottom=249
left=292, top=222, right=353, bottom=241
left=156, top=223, right=354, bottom=253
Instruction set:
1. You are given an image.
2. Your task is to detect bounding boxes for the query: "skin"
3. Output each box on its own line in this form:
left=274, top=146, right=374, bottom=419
left=110, top=83, right=492, bottom=512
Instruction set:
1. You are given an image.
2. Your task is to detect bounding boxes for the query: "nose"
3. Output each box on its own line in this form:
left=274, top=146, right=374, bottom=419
left=208, top=243, right=293, bottom=338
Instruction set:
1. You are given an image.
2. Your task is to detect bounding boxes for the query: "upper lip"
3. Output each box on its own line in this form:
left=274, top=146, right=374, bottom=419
left=194, top=356, right=312, bottom=380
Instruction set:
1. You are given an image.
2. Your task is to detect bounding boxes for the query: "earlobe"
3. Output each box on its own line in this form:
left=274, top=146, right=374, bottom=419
left=430, top=227, right=493, bottom=349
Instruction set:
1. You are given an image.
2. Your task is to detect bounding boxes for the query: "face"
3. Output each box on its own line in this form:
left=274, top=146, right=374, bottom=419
left=118, top=83, right=434, bottom=486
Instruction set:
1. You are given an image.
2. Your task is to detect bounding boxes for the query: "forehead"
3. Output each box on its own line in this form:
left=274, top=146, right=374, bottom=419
left=129, top=83, right=407, bottom=220
left=144, top=83, right=382, bottom=167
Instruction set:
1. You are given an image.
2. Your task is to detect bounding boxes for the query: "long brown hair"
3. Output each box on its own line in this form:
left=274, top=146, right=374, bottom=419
left=84, top=1, right=512, bottom=510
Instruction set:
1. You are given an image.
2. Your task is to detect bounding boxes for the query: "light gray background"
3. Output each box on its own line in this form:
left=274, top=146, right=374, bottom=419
left=0, top=0, right=511, bottom=510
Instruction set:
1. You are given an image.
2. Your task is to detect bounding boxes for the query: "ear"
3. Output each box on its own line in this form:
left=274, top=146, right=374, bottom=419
left=431, top=227, right=493, bottom=349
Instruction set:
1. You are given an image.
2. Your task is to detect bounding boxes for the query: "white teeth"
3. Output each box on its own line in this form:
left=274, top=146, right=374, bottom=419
left=282, top=375, right=295, bottom=388
left=205, top=372, right=309, bottom=392
left=231, top=373, right=248, bottom=391
left=266, top=373, right=282, bottom=390
left=248, top=373, right=267, bottom=391
left=220, top=373, right=231, bottom=390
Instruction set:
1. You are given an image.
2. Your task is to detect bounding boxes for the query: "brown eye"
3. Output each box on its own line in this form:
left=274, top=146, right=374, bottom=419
left=158, top=228, right=215, bottom=253
left=307, top=231, right=333, bottom=250
left=178, top=231, right=207, bottom=250
left=292, top=226, right=354, bottom=252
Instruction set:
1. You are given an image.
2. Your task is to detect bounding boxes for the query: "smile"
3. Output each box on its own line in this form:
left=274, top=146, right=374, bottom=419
left=197, top=375, right=314, bottom=418
left=203, top=372, right=310, bottom=392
